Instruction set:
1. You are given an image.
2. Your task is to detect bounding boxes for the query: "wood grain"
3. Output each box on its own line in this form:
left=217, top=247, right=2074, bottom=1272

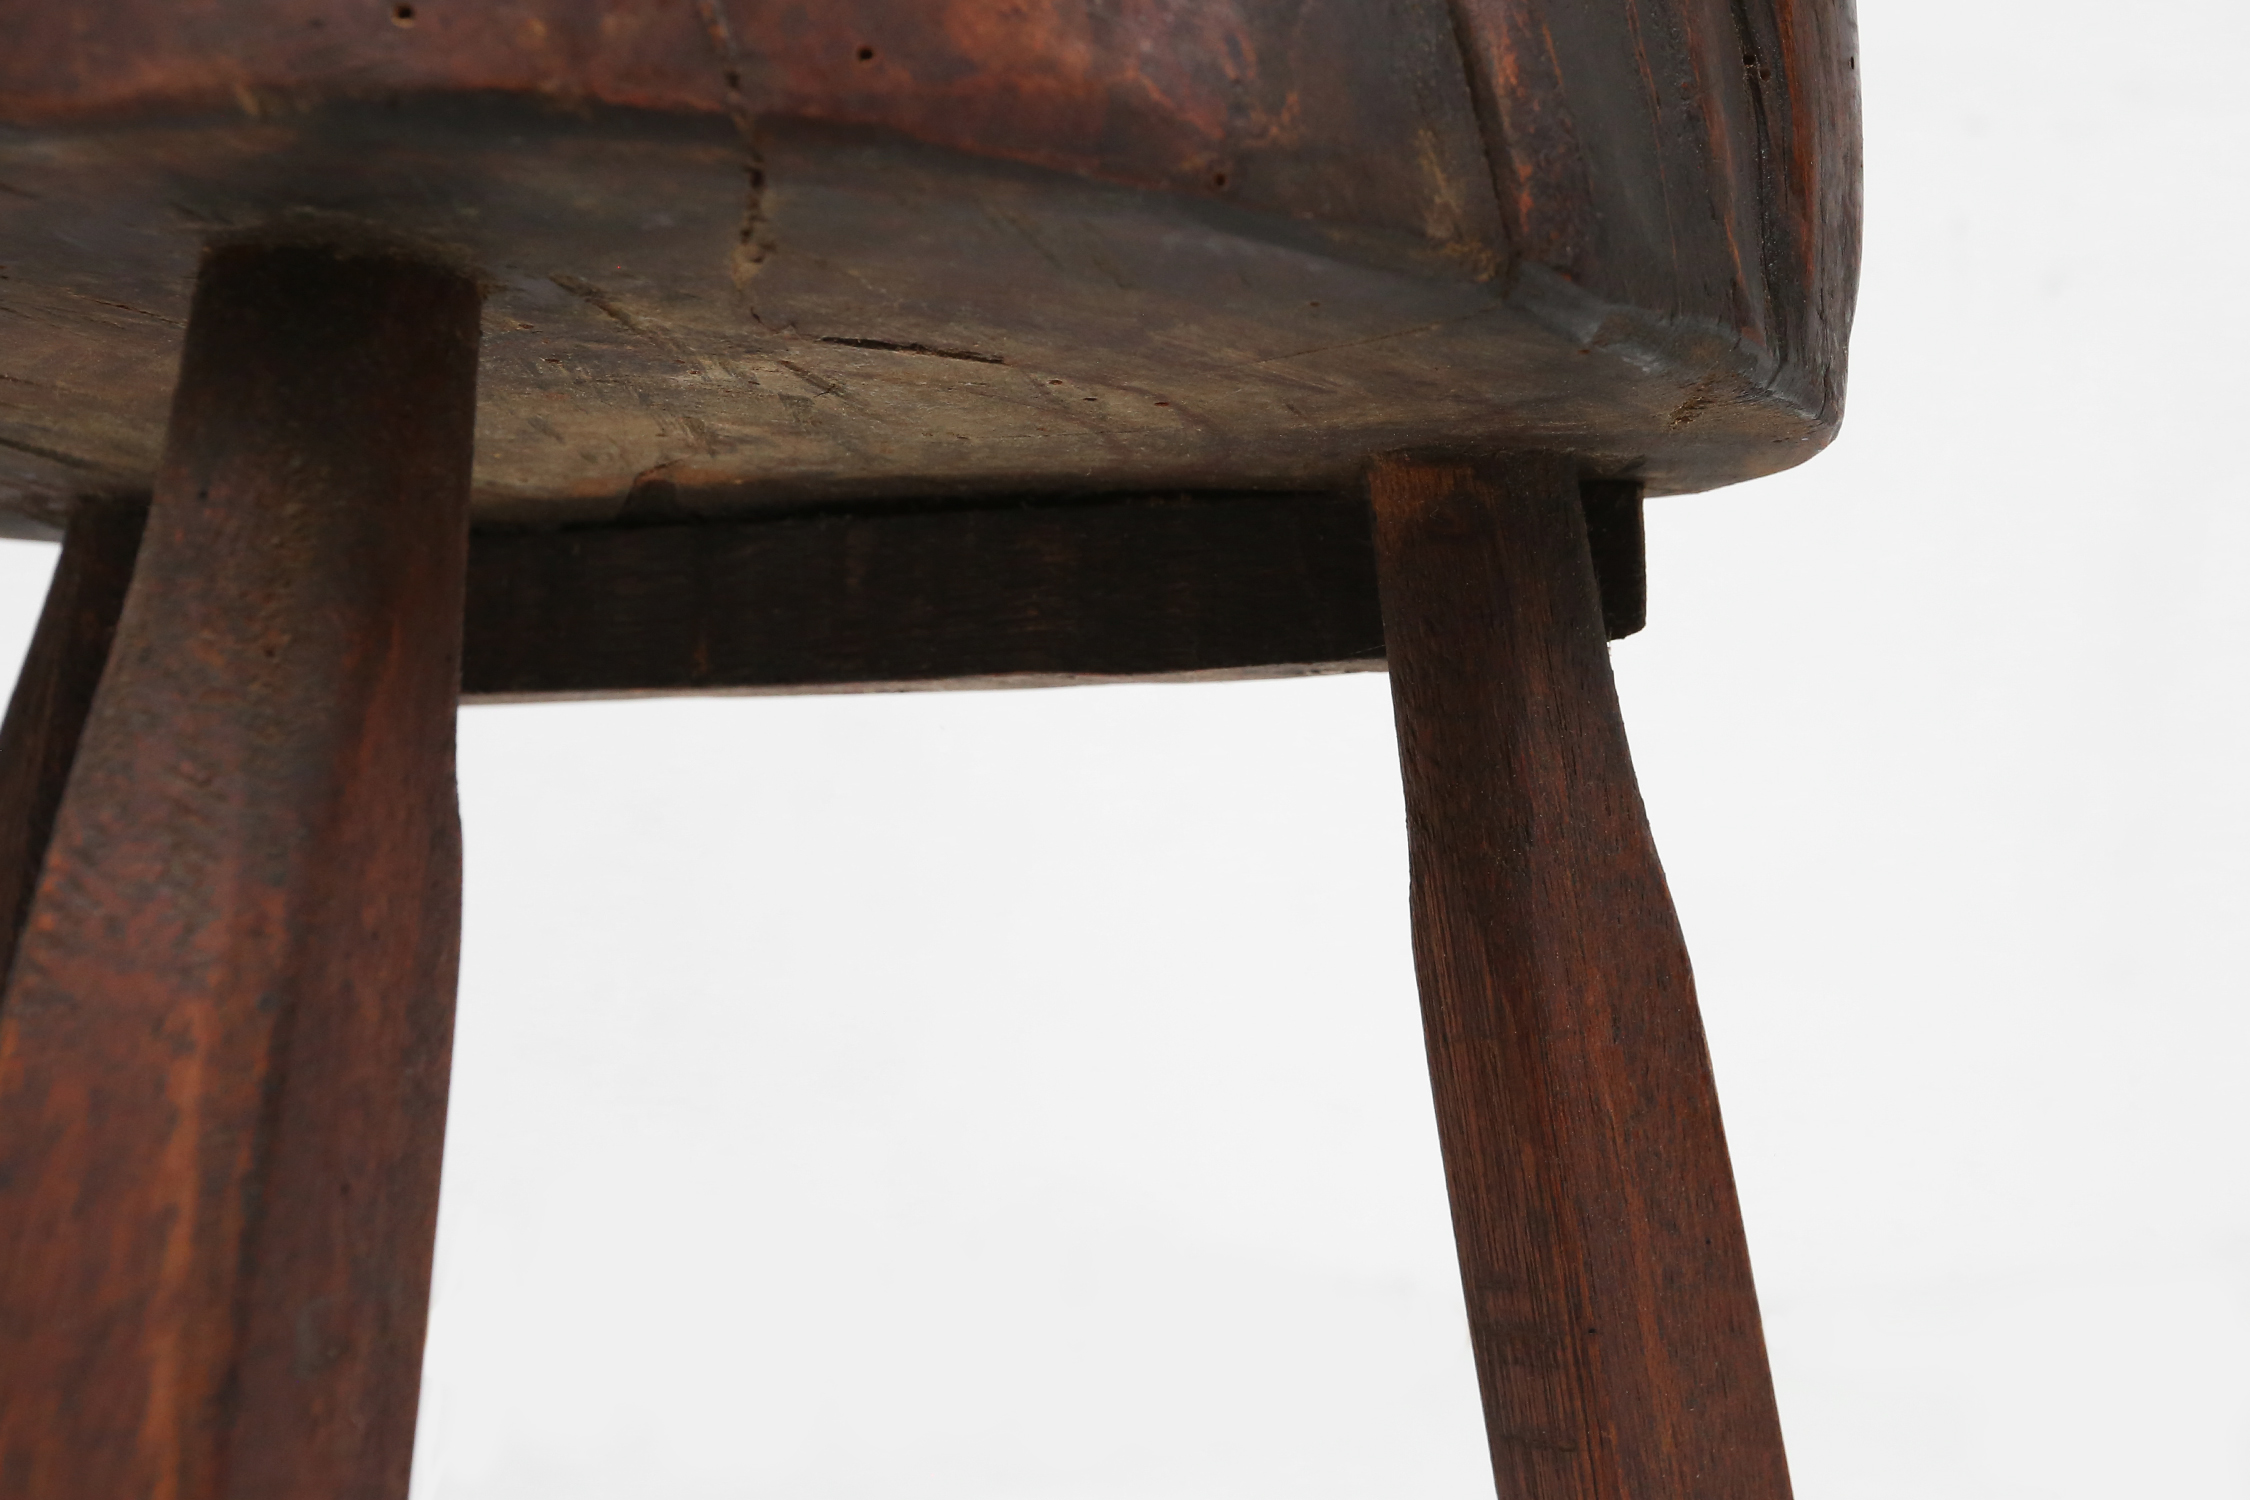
left=0, top=496, right=143, bottom=990
left=0, top=0, right=1858, bottom=527
left=0, top=244, right=477, bottom=1500
left=1451, top=0, right=1861, bottom=419
left=458, top=482, right=1643, bottom=702
left=1372, top=455, right=1787, bottom=1499
left=0, top=0, right=1501, bottom=249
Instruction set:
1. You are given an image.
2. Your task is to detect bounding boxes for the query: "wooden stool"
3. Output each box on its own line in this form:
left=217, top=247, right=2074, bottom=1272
left=0, top=4, right=1860, bottom=1496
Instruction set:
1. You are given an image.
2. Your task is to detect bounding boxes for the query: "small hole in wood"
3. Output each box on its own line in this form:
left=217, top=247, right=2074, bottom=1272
left=856, top=45, right=875, bottom=61
left=1210, top=170, right=1229, bottom=189
left=391, top=3, right=415, bottom=24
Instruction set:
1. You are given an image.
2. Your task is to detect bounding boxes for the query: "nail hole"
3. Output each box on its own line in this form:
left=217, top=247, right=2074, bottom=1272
left=391, top=3, right=415, bottom=24
left=1154, top=401, right=1169, bottom=406
left=1210, top=170, right=1229, bottom=189
left=856, top=45, right=875, bottom=61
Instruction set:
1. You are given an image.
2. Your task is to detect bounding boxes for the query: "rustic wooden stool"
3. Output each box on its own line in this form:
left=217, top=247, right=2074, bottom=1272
left=0, top=4, right=1858, bottom=1497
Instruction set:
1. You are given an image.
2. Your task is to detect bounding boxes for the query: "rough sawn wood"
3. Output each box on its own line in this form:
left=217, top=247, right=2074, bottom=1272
left=0, top=244, right=477, bottom=1500
left=1373, top=455, right=1789, bottom=1499
left=0, top=0, right=1859, bottom=531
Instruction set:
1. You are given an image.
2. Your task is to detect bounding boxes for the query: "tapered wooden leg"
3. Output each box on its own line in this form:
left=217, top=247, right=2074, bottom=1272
left=0, top=244, right=479, bottom=1500
left=0, top=497, right=146, bottom=989
left=1372, top=455, right=1789, bottom=1500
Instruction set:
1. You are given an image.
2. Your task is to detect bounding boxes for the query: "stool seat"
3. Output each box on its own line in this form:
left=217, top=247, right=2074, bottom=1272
left=0, top=0, right=1857, bottom=534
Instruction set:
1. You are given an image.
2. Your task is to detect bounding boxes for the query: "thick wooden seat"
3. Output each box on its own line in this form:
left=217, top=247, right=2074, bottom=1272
left=0, top=6, right=1859, bottom=1498
left=0, top=0, right=1856, bottom=532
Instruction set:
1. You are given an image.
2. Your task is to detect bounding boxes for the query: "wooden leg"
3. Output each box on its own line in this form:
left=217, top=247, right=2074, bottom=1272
left=1371, top=456, right=1790, bottom=1500
left=0, top=497, right=146, bottom=989
left=0, top=244, right=479, bottom=1500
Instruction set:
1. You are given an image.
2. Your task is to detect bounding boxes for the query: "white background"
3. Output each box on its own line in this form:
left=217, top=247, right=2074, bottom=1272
left=3, top=0, right=2245, bottom=1494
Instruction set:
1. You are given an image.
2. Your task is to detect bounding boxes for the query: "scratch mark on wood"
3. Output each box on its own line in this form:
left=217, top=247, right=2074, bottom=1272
left=817, top=337, right=1005, bottom=365
left=775, top=360, right=845, bottom=398
left=59, top=289, right=184, bottom=326
left=548, top=275, right=682, bottom=356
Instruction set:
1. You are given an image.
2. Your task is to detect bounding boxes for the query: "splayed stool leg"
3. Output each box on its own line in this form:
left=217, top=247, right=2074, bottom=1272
left=1372, top=455, right=1792, bottom=1500
left=0, top=243, right=480, bottom=1500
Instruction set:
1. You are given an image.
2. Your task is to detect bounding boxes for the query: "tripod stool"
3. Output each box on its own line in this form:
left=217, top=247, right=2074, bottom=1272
left=0, top=2, right=1860, bottom=1495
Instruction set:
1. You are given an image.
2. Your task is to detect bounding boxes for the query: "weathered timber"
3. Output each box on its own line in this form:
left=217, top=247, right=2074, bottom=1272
left=0, top=244, right=478, bottom=1500
left=458, top=482, right=1645, bottom=702
left=1371, top=455, right=1787, bottom=1500
left=0, top=497, right=144, bottom=989
left=0, top=0, right=1858, bottom=529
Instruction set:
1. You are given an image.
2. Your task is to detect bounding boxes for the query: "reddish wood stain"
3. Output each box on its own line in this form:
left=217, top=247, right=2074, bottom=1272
left=0, top=245, right=478, bottom=1500
left=1373, top=455, right=1790, bottom=1499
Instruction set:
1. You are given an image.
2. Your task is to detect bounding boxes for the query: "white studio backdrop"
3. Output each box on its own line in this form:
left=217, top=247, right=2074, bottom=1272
left=0, top=0, right=2244, bottom=1493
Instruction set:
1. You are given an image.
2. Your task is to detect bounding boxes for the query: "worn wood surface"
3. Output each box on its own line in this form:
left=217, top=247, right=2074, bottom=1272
left=1453, top=0, right=1861, bottom=418
left=459, top=479, right=1643, bottom=701
left=1372, top=455, right=1787, bottom=1499
left=0, top=0, right=1858, bottom=532
left=0, top=497, right=143, bottom=990
left=0, top=244, right=477, bottom=1500
left=0, top=0, right=1497, bottom=247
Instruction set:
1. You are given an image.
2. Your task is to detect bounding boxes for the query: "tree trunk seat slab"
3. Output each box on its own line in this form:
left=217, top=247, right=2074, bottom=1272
left=0, top=0, right=1857, bottom=534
